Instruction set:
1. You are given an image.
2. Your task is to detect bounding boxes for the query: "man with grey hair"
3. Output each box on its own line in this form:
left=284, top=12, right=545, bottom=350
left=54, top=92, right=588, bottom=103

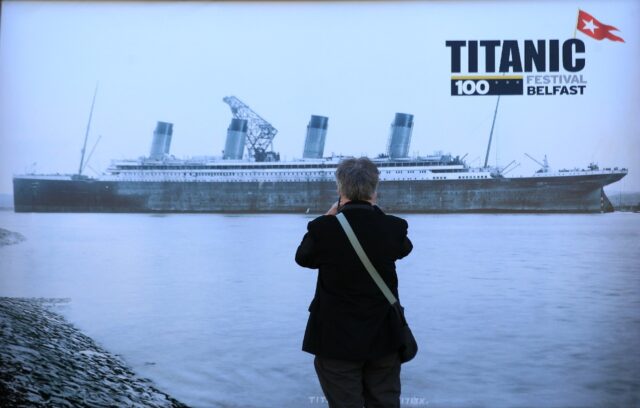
left=296, top=157, right=413, bottom=408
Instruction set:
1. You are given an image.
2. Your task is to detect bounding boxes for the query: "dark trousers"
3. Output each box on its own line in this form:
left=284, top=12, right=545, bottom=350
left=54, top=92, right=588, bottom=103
left=313, top=352, right=401, bottom=408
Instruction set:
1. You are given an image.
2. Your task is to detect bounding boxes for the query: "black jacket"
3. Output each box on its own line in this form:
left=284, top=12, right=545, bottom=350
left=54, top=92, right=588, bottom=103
left=295, top=200, right=413, bottom=361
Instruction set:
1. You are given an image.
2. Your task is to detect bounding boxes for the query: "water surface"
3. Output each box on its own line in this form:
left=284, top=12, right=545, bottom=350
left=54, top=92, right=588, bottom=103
left=1, top=211, right=638, bottom=407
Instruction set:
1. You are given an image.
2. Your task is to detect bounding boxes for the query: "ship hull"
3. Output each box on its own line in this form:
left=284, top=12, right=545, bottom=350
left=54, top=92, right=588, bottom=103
left=13, top=172, right=625, bottom=213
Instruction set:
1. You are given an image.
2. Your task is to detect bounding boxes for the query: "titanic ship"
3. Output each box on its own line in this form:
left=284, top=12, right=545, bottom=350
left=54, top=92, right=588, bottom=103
left=13, top=95, right=627, bottom=213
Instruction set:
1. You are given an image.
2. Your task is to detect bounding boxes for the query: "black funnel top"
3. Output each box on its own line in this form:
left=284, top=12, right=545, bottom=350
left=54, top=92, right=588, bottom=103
left=393, top=113, right=414, bottom=128
left=155, top=121, right=173, bottom=135
left=309, top=115, right=329, bottom=130
left=228, top=118, right=248, bottom=132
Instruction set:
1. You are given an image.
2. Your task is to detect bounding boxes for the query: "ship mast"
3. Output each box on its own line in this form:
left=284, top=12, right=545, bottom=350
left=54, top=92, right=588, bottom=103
left=78, top=83, right=99, bottom=176
left=484, top=95, right=500, bottom=168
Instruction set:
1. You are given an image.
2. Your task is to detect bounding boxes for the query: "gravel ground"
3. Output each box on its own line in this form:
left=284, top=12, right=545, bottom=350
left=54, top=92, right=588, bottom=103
left=0, top=297, right=189, bottom=408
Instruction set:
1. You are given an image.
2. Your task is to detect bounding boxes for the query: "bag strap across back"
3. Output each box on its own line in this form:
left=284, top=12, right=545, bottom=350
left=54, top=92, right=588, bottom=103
left=335, top=212, right=398, bottom=306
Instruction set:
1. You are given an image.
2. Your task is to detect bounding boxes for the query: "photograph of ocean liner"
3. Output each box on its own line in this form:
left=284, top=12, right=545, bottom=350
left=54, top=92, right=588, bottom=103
left=13, top=95, right=627, bottom=214
left=2, top=2, right=639, bottom=407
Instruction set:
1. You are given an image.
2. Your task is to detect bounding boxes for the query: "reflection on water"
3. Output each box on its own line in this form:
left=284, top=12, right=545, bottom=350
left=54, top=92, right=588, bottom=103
left=1, top=212, right=639, bottom=408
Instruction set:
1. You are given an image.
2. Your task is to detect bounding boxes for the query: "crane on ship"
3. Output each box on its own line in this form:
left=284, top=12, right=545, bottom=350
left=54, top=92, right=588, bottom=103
left=222, top=96, right=280, bottom=162
left=525, top=153, right=550, bottom=173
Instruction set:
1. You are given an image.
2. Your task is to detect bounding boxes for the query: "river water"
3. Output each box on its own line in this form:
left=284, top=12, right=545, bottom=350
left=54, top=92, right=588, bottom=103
left=0, top=211, right=638, bottom=408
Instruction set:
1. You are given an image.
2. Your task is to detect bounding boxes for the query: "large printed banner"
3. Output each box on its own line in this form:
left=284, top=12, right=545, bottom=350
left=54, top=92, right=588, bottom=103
left=0, top=2, right=639, bottom=408
left=448, top=10, right=624, bottom=97
left=0, top=1, right=637, bottom=199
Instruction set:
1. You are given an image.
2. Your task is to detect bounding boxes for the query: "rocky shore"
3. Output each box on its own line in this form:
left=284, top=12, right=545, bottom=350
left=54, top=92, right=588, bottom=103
left=0, top=297, right=188, bottom=407
left=0, top=227, right=25, bottom=247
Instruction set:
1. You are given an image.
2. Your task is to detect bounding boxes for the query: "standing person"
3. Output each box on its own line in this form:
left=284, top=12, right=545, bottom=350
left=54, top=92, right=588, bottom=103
left=295, top=157, right=413, bottom=408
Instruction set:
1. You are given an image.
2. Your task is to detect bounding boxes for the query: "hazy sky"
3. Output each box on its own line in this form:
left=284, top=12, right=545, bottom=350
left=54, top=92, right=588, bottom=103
left=1, top=0, right=638, bottom=195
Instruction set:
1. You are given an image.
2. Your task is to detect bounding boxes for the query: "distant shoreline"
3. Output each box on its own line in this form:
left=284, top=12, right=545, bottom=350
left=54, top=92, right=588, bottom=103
left=0, top=228, right=25, bottom=247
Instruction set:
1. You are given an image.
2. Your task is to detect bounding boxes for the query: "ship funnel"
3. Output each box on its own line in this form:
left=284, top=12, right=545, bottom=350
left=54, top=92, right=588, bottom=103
left=223, top=118, right=248, bottom=160
left=149, top=121, right=173, bottom=160
left=386, top=113, right=413, bottom=159
left=303, top=115, right=328, bottom=159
